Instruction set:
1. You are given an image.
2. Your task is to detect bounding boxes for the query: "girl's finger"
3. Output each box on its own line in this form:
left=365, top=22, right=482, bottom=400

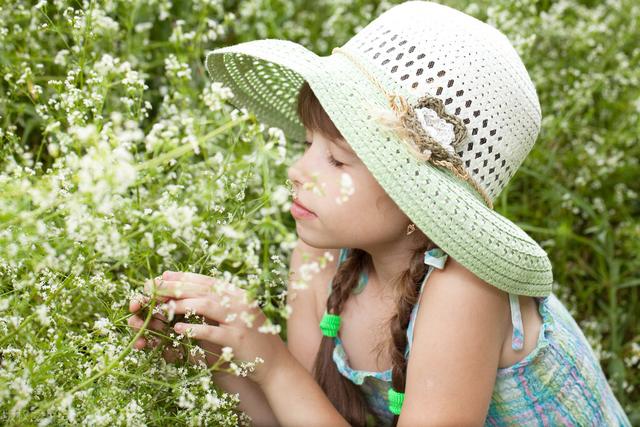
left=133, top=334, right=162, bottom=350
left=162, top=271, right=220, bottom=287
left=129, top=294, right=172, bottom=324
left=143, top=278, right=173, bottom=299
left=134, top=337, right=145, bottom=349
left=129, top=294, right=148, bottom=313
left=128, top=313, right=170, bottom=333
left=162, top=344, right=183, bottom=364
left=154, top=280, right=214, bottom=299
left=161, top=272, right=240, bottom=297
left=129, top=293, right=170, bottom=316
left=169, top=297, right=230, bottom=324
left=173, top=322, right=229, bottom=347
left=134, top=337, right=156, bottom=350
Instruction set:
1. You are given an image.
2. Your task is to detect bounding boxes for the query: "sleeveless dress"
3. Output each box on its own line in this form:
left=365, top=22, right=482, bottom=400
left=326, top=248, right=631, bottom=426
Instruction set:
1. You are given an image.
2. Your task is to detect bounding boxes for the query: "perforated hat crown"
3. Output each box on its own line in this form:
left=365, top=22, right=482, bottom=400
left=205, top=0, right=554, bottom=296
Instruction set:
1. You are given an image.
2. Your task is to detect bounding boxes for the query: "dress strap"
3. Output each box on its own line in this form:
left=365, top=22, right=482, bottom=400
left=405, top=248, right=449, bottom=358
left=338, top=247, right=349, bottom=264
left=509, top=293, right=524, bottom=351
left=423, top=247, right=448, bottom=269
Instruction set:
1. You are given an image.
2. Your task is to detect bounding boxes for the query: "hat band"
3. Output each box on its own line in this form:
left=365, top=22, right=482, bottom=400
left=331, top=47, right=494, bottom=209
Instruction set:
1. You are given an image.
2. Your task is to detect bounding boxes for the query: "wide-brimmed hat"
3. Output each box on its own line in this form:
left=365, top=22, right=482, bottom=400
left=204, top=0, right=553, bottom=296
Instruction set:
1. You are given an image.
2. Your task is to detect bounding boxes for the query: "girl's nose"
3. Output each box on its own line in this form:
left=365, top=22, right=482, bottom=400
left=287, top=164, right=303, bottom=197
left=287, top=141, right=321, bottom=195
left=287, top=153, right=309, bottom=191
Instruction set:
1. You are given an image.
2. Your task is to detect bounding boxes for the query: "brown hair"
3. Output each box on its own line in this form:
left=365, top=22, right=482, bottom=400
left=296, top=81, right=435, bottom=426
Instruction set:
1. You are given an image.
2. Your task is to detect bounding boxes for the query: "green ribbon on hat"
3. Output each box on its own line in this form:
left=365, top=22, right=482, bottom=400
left=319, top=312, right=341, bottom=337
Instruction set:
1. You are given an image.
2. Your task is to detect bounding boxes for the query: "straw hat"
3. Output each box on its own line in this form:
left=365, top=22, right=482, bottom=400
left=204, top=0, right=553, bottom=296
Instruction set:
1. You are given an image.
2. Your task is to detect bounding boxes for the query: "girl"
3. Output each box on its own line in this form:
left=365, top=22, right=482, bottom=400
left=128, top=1, right=631, bottom=426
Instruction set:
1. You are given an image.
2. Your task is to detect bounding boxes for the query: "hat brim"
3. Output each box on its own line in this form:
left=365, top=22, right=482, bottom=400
left=205, top=39, right=553, bottom=296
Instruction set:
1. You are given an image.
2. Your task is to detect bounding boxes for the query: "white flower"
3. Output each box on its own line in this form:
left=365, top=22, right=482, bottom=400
left=299, top=260, right=320, bottom=282
left=414, top=107, right=456, bottom=156
left=93, top=317, right=111, bottom=335
left=69, top=124, right=97, bottom=143
left=257, top=321, right=281, bottom=335
left=271, top=185, right=291, bottom=208
left=161, top=299, right=177, bottom=322
left=335, top=172, right=355, bottom=205
left=324, top=251, right=335, bottom=262
left=164, top=54, right=191, bottom=81
left=35, top=305, right=50, bottom=326
left=239, top=310, right=255, bottom=328
left=221, top=346, right=234, bottom=362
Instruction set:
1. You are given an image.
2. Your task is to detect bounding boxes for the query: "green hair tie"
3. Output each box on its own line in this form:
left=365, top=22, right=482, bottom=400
left=387, top=387, right=405, bottom=415
left=319, top=312, right=341, bottom=337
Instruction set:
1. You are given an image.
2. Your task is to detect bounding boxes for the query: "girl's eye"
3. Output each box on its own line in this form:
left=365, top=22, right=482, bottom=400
left=303, top=140, right=344, bottom=168
left=327, top=156, right=344, bottom=167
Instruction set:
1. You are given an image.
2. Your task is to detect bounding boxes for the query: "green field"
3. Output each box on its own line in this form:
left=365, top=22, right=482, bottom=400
left=1, top=0, right=638, bottom=424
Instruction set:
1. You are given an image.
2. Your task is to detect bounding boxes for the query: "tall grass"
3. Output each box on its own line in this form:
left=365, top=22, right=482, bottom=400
left=1, top=0, right=637, bottom=424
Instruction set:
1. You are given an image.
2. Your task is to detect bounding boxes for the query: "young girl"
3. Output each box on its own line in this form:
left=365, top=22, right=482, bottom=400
left=128, top=1, right=631, bottom=425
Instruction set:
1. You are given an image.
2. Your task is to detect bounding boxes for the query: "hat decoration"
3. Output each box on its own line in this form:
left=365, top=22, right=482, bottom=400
left=332, top=47, right=493, bottom=209
left=414, top=106, right=456, bottom=157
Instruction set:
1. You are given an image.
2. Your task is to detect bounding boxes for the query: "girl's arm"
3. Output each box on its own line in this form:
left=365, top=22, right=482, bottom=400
left=212, top=371, right=280, bottom=427
left=213, top=239, right=340, bottom=426
left=260, top=350, right=350, bottom=427
left=397, top=258, right=511, bottom=426
left=251, top=240, right=348, bottom=426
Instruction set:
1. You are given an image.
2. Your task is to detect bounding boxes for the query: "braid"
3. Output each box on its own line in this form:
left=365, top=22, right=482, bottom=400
left=312, top=248, right=371, bottom=426
left=388, top=240, right=435, bottom=427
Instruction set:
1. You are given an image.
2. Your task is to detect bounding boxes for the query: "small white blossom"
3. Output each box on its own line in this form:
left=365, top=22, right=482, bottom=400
left=93, top=317, right=111, bottom=335
left=239, top=310, right=255, bottom=328
left=335, top=172, right=355, bottom=205
left=35, top=305, right=50, bottom=326
left=164, top=54, right=191, bottom=81
left=257, top=321, right=281, bottom=335
left=220, top=346, right=234, bottom=362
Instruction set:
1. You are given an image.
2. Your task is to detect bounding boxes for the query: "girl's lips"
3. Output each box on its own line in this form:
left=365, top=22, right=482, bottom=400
left=291, top=200, right=317, bottom=219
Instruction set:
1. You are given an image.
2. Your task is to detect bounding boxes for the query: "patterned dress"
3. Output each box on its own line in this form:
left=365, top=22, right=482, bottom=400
left=326, top=248, right=631, bottom=426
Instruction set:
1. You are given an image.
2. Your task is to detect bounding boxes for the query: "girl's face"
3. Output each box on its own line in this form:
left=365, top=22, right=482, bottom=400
left=287, top=129, right=414, bottom=253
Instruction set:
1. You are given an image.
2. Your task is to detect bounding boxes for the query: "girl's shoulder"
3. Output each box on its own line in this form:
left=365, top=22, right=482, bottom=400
left=427, top=255, right=512, bottom=305
left=416, top=254, right=512, bottom=334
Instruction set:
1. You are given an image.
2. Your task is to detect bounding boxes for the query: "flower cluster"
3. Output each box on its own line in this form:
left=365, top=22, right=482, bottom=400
left=0, top=0, right=638, bottom=423
left=229, top=356, right=265, bottom=378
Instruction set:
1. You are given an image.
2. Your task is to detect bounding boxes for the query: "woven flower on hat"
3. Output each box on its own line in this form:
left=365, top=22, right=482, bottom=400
left=414, top=105, right=456, bottom=158
left=373, top=90, right=492, bottom=209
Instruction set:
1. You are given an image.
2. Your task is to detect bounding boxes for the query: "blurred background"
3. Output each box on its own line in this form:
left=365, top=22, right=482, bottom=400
left=0, top=0, right=638, bottom=424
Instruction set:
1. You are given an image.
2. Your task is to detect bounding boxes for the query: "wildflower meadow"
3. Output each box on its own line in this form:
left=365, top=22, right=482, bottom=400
left=1, top=0, right=638, bottom=425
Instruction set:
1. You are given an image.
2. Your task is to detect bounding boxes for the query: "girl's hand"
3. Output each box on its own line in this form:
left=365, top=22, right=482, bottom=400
left=127, top=284, right=223, bottom=367
left=149, top=270, right=287, bottom=387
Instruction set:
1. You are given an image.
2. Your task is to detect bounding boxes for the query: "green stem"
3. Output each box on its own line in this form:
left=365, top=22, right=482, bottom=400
left=111, top=369, right=175, bottom=388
